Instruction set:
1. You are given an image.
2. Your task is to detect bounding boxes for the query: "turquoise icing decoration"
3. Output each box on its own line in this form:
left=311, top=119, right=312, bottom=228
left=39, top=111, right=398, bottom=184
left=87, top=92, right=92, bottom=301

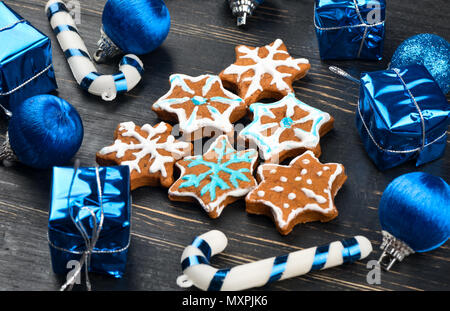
left=170, top=74, right=193, bottom=93
left=239, top=93, right=330, bottom=160
left=192, top=96, right=208, bottom=105
left=179, top=138, right=255, bottom=201
left=281, top=117, right=293, bottom=128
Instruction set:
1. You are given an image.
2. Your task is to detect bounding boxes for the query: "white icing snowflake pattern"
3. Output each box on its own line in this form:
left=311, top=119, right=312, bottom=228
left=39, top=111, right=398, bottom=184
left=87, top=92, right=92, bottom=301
left=152, top=74, right=245, bottom=138
left=98, top=121, right=191, bottom=179
left=221, top=39, right=310, bottom=102
left=239, top=93, right=332, bottom=162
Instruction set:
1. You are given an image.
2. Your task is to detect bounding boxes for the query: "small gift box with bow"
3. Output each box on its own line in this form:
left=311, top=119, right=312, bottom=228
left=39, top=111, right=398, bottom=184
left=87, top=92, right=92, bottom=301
left=0, top=1, right=57, bottom=115
left=48, top=165, right=131, bottom=285
left=356, top=64, right=449, bottom=170
left=314, top=0, right=386, bottom=60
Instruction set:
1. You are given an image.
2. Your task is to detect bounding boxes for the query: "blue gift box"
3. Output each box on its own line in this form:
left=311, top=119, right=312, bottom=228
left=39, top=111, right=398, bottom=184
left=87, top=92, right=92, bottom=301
left=314, top=0, right=386, bottom=60
left=356, top=64, right=450, bottom=170
left=48, top=166, right=131, bottom=278
left=0, top=1, right=57, bottom=114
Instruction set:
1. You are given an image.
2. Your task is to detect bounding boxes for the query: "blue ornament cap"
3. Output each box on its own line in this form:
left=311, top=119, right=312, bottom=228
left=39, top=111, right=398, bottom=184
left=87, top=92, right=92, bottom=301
left=98, top=0, right=170, bottom=62
left=378, top=172, right=450, bottom=270
left=390, top=33, right=450, bottom=94
left=6, top=94, right=83, bottom=169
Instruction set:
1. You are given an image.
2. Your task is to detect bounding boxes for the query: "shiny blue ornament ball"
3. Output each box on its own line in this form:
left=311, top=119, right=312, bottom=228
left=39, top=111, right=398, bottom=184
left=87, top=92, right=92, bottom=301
left=8, top=95, right=84, bottom=169
left=102, top=0, right=171, bottom=55
left=390, top=34, right=450, bottom=94
left=379, top=172, right=450, bottom=253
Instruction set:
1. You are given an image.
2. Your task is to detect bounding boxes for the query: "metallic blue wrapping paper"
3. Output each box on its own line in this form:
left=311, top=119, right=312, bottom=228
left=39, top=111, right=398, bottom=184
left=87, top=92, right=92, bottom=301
left=356, top=64, right=450, bottom=170
left=0, top=1, right=57, bottom=114
left=314, top=0, right=385, bottom=60
left=48, top=166, right=131, bottom=278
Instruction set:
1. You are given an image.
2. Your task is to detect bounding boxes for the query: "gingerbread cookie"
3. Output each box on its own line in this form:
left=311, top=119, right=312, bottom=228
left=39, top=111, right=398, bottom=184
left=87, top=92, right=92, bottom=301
left=96, top=121, right=192, bottom=190
left=245, top=151, right=347, bottom=235
left=169, top=135, right=258, bottom=218
left=239, top=93, right=334, bottom=163
left=152, top=74, right=247, bottom=141
left=219, top=39, right=310, bottom=106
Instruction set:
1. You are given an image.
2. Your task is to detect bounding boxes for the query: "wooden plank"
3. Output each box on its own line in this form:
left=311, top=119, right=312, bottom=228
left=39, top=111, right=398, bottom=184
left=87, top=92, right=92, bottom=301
left=0, top=0, right=448, bottom=291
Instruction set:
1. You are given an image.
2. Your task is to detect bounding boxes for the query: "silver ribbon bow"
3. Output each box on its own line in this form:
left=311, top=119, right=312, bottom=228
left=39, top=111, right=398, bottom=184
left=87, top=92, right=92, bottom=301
left=59, top=161, right=104, bottom=291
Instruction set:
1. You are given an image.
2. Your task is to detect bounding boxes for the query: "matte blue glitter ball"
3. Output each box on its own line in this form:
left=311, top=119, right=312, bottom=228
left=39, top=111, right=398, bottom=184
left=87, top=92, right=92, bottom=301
left=390, top=34, right=450, bottom=94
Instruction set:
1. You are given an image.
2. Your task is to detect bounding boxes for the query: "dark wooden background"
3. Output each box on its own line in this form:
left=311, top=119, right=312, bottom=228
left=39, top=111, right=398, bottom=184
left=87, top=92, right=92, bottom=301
left=0, top=0, right=448, bottom=291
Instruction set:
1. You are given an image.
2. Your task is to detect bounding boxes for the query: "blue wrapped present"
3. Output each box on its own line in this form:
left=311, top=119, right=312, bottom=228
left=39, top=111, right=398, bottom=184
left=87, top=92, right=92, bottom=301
left=48, top=166, right=131, bottom=280
left=314, top=0, right=386, bottom=60
left=0, top=1, right=57, bottom=114
left=357, top=64, right=450, bottom=170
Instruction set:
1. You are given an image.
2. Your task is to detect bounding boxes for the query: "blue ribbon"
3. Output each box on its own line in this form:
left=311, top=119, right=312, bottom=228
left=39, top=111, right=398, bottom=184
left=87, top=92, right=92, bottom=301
left=53, top=24, right=78, bottom=35
left=181, top=255, right=209, bottom=272
left=208, top=269, right=230, bottom=291
left=120, top=56, right=144, bottom=76
left=180, top=237, right=212, bottom=272
left=311, top=244, right=330, bottom=270
left=267, top=255, right=288, bottom=283
left=341, top=238, right=361, bottom=263
left=46, top=2, right=69, bottom=20
left=113, top=72, right=128, bottom=94
left=64, top=48, right=91, bottom=60
left=191, top=237, right=212, bottom=261
left=80, top=72, right=101, bottom=91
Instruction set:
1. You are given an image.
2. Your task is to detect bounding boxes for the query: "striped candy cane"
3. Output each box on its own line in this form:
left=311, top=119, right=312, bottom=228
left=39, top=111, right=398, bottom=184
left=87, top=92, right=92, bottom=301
left=177, top=230, right=372, bottom=291
left=45, top=0, right=144, bottom=101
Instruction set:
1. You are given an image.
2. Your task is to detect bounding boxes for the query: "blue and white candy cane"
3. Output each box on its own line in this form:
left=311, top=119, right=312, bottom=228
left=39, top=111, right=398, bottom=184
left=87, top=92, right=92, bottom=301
left=177, top=230, right=372, bottom=291
left=45, top=0, right=144, bottom=101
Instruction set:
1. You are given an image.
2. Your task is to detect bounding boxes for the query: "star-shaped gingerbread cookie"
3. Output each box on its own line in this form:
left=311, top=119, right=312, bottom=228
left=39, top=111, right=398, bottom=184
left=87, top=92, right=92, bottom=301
left=152, top=74, right=247, bottom=141
left=239, top=93, right=334, bottom=163
left=96, top=121, right=192, bottom=190
left=245, top=151, right=347, bottom=235
left=219, top=39, right=310, bottom=106
left=169, top=135, right=258, bottom=218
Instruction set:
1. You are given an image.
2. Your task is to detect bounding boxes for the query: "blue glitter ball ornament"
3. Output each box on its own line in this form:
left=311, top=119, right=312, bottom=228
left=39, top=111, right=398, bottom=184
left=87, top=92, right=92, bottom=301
left=378, top=172, right=450, bottom=270
left=95, top=0, right=171, bottom=63
left=3, top=95, right=84, bottom=169
left=390, top=34, right=450, bottom=94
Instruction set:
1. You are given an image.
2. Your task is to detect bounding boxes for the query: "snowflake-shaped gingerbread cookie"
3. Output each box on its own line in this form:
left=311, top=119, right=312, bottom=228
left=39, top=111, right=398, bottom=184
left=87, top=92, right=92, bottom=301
left=152, top=74, right=247, bottom=140
left=219, top=39, right=310, bottom=105
left=246, top=151, right=347, bottom=235
left=169, top=135, right=258, bottom=218
left=96, top=121, right=192, bottom=190
left=239, top=93, right=334, bottom=163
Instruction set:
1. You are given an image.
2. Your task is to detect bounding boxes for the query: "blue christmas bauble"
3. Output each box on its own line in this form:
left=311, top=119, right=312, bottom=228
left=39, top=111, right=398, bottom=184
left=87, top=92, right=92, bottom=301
left=8, top=95, right=84, bottom=169
left=102, top=0, right=171, bottom=55
left=390, top=34, right=450, bottom=94
left=379, top=172, right=450, bottom=253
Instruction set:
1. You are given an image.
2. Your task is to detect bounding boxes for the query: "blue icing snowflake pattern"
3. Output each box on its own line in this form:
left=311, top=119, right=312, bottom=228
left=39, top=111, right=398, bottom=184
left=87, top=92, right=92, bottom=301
left=179, top=138, right=256, bottom=201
